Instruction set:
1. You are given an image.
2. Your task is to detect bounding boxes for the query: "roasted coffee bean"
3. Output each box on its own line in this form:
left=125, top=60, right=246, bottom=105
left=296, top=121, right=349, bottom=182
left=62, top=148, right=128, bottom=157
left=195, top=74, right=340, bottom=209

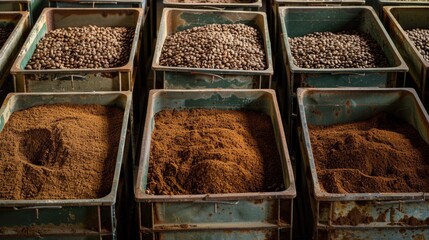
left=405, top=28, right=429, bottom=62
left=159, top=23, right=267, bottom=71
left=288, top=31, right=389, bottom=69
left=25, top=25, right=134, bottom=70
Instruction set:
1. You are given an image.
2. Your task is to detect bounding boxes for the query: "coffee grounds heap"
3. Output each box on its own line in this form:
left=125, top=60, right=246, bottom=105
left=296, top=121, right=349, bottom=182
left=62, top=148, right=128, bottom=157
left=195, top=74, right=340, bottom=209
left=310, top=112, right=429, bottom=193
left=147, top=109, right=284, bottom=195
left=0, top=104, right=124, bottom=200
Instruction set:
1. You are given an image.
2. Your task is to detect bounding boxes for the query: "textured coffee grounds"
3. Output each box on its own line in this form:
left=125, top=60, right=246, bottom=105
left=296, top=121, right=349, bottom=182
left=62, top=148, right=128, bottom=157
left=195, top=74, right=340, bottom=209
left=310, top=112, right=429, bottom=193
left=147, top=109, right=284, bottom=195
left=0, top=104, right=124, bottom=200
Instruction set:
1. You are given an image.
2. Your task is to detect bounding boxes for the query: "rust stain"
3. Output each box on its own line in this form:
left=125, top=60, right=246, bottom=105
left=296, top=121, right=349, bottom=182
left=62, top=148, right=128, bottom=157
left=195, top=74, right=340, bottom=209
left=311, top=109, right=322, bottom=116
left=376, top=210, right=387, bottom=222
left=412, top=234, right=426, bottom=240
left=334, top=207, right=373, bottom=226
left=399, top=215, right=429, bottom=226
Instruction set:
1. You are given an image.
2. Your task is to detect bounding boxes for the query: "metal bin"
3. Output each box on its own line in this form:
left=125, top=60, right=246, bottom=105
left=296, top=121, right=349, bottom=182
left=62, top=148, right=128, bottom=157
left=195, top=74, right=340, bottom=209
left=297, top=87, right=429, bottom=240
left=10, top=8, right=143, bottom=92
left=135, top=89, right=296, bottom=240
left=383, top=6, right=429, bottom=105
left=0, top=92, right=132, bottom=240
left=152, top=8, right=273, bottom=89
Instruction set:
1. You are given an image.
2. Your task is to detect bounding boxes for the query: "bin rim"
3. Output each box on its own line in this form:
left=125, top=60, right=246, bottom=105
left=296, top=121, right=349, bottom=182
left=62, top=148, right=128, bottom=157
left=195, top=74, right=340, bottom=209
left=383, top=6, right=429, bottom=68
left=275, top=0, right=365, bottom=4
left=49, top=0, right=145, bottom=3
left=297, top=87, right=429, bottom=202
left=0, top=91, right=132, bottom=207
left=152, top=8, right=274, bottom=76
left=278, top=6, right=409, bottom=73
left=135, top=89, right=296, bottom=202
left=163, top=0, right=262, bottom=8
left=9, top=7, right=144, bottom=75
left=0, top=0, right=30, bottom=3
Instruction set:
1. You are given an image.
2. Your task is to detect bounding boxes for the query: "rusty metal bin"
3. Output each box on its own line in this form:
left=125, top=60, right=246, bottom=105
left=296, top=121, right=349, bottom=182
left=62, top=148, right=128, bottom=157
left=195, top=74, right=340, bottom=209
left=0, top=92, right=132, bottom=240
left=384, top=6, right=429, bottom=105
left=277, top=6, right=408, bottom=146
left=162, top=0, right=262, bottom=11
left=135, top=89, right=296, bottom=240
left=297, top=87, right=429, bottom=240
left=10, top=8, right=143, bottom=92
left=152, top=8, right=273, bottom=89
left=0, top=11, right=29, bottom=104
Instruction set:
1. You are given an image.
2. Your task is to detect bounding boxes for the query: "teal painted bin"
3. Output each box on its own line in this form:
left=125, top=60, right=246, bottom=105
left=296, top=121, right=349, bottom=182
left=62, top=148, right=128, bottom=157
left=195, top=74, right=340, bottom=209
left=0, top=0, right=47, bottom=25
left=0, top=92, right=131, bottom=240
left=383, top=6, right=429, bottom=105
left=162, top=0, right=262, bottom=10
left=277, top=6, right=408, bottom=145
left=297, top=87, right=429, bottom=240
left=49, top=0, right=146, bottom=8
left=367, top=0, right=429, bottom=22
left=135, top=89, right=296, bottom=240
left=10, top=8, right=144, bottom=92
left=152, top=8, right=273, bottom=89
left=0, top=12, right=29, bottom=104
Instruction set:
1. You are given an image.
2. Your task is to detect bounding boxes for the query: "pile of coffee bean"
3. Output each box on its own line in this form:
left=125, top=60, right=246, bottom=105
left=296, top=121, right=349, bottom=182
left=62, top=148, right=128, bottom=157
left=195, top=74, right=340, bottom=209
left=0, top=26, right=14, bottom=49
left=405, top=28, right=429, bottom=62
left=159, top=23, right=266, bottom=70
left=288, top=30, right=389, bottom=69
left=25, top=25, right=134, bottom=70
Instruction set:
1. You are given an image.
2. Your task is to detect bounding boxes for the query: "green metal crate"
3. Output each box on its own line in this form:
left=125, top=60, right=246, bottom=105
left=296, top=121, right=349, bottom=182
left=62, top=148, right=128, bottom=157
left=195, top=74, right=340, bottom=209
left=0, top=92, right=132, bottom=240
left=49, top=0, right=146, bottom=8
left=367, top=0, right=429, bottom=22
left=0, top=0, right=47, bottom=25
left=162, top=0, right=262, bottom=11
left=152, top=8, right=273, bottom=89
left=384, top=6, right=429, bottom=105
left=10, top=8, right=143, bottom=92
left=277, top=6, right=408, bottom=145
left=0, top=12, right=29, bottom=104
left=135, top=89, right=296, bottom=240
left=297, top=87, right=429, bottom=240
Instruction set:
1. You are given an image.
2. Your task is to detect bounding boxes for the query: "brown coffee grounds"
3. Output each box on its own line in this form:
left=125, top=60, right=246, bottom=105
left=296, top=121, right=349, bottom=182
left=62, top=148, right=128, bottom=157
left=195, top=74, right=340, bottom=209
left=310, top=112, right=429, bottom=193
left=0, top=104, right=124, bottom=200
left=147, top=109, right=284, bottom=195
